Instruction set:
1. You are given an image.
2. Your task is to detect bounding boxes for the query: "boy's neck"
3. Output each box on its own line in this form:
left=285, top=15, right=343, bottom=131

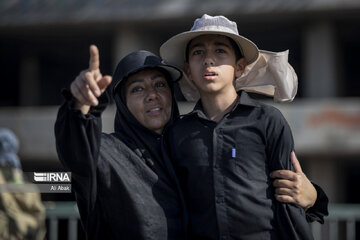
left=200, top=88, right=239, bottom=123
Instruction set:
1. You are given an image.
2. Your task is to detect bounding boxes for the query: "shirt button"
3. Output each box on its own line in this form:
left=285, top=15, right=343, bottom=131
left=216, top=196, right=224, bottom=204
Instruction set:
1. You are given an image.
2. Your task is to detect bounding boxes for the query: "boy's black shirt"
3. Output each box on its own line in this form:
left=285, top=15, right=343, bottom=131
left=166, top=91, right=327, bottom=240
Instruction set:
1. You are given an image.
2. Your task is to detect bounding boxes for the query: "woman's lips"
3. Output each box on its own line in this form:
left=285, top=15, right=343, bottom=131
left=146, top=107, right=162, bottom=115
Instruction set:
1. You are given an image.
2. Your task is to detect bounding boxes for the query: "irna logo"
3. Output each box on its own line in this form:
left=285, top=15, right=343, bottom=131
left=33, top=172, right=71, bottom=182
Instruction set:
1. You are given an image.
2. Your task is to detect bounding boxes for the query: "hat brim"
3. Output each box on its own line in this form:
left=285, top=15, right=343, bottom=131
left=160, top=30, right=259, bottom=70
left=113, top=64, right=183, bottom=96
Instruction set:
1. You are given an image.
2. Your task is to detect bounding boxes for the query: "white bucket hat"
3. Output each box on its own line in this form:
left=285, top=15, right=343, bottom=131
left=160, top=14, right=259, bottom=69
left=160, top=14, right=297, bottom=102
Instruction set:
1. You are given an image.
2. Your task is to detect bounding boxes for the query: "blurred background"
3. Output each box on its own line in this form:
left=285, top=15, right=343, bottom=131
left=0, top=0, right=359, bottom=239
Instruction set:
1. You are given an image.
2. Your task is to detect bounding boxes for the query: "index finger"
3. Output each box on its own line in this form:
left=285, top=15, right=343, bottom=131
left=89, top=45, right=100, bottom=71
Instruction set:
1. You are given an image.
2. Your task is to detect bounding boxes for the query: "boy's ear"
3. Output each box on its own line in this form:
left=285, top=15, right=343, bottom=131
left=184, top=62, right=192, bottom=81
left=235, top=58, right=247, bottom=78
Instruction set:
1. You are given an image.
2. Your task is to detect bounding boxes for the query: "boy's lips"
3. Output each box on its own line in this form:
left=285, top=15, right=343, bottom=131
left=203, top=70, right=218, bottom=80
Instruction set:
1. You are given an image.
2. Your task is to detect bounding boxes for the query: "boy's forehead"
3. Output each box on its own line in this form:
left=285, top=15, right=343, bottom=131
left=189, top=34, right=232, bottom=47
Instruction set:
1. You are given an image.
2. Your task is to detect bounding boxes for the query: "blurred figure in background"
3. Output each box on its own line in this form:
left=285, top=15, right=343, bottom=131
left=0, top=128, right=46, bottom=240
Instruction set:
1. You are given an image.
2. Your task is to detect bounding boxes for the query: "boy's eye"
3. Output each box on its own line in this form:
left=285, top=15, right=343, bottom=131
left=192, top=49, right=203, bottom=55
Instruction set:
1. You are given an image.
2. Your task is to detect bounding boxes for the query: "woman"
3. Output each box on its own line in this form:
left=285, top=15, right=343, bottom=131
left=55, top=48, right=186, bottom=239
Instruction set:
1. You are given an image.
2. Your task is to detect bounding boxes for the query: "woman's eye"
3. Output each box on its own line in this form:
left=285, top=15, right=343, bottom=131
left=155, top=81, right=166, bottom=88
left=131, top=86, right=143, bottom=93
left=216, top=49, right=226, bottom=53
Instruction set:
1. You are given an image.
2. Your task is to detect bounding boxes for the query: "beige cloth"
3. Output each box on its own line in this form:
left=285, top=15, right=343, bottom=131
left=236, top=50, right=298, bottom=102
left=0, top=167, right=46, bottom=240
left=178, top=49, right=298, bottom=103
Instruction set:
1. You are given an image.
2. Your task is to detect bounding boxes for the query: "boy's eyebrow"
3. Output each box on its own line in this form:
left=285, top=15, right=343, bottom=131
left=189, top=42, right=204, bottom=50
left=189, top=41, right=232, bottom=50
left=214, top=41, right=232, bottom=48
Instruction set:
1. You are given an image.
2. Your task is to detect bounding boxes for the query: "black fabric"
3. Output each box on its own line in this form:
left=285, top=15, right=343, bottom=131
left=166, top=91, right=327, bottom=240
left=112, top=71, right=179, bottom=173
left=112, top=50, right=182, bottom=95
left=306, top=183, right=329, bottom=223
left=55, top=86, right=187, bottom=240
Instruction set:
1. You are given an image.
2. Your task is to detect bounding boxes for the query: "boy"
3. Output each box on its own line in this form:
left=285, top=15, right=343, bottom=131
left=160, top=14, right=327, bottom=239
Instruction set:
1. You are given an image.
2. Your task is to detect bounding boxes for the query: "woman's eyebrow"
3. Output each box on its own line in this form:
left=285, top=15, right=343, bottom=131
left=126, top=72, right=165, bottom=87
left=126, top=78, right=144, bottom=87
left=151, top=73, right=165, bottom=80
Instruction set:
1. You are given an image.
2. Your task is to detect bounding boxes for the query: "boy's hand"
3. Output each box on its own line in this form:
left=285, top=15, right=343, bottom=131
left=270, top=152, right=317, bottom=210
left=70, top=45, right=112, bottom=114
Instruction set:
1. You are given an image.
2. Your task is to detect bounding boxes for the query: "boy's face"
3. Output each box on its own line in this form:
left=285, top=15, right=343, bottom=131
left=185, top=34, right=246, bottom=95
left=125, top=68, right=172, bottom=134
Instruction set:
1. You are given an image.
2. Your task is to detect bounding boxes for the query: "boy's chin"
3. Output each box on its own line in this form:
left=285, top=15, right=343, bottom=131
left=196, top=85, right=232, bottom=95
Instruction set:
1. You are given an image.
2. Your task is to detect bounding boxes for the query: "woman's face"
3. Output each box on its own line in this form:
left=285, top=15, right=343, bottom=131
left=125, top=68, right=172, bottom=134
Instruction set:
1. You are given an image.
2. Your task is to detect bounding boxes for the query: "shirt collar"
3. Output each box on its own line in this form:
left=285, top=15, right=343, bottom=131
left=191, top=91, right=259, bottom=118
left=235, top=90, right=259, bottom=108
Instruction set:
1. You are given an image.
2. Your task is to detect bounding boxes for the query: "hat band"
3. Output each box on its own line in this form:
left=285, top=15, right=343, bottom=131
left=191, top=25, right=238, bottom=35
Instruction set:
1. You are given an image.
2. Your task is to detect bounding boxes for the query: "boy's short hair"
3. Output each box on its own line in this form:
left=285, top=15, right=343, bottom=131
left=185, top=35, right=243, bottom=63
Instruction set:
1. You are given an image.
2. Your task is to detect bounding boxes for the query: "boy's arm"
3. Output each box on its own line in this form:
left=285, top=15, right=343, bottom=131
left=266, top=107, right=315, bottom=239
left=270, top=152, right=329, bottom=223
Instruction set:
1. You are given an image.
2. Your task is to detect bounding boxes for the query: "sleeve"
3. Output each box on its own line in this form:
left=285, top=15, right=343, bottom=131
left=265, top=107, right=314, bottom=240
left=162, top=125, right=183, bottom=188
left=306, top=182, right=329, bottom=223
left=163, top=126, right=177, bottom=166
left=163, top=124, right=186, bottom=189
left=266, top=109, right=293, bottom=170
left=161, top=127, right=189, bottom=236
left=54, top=89, right=109, bottom=219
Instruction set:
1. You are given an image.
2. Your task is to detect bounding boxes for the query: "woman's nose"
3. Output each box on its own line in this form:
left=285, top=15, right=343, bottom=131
left=145, top=87, right=158, bottom=102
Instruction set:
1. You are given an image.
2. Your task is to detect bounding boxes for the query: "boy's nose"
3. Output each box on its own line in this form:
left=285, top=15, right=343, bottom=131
left=203, top=53, right=215, bottom=66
